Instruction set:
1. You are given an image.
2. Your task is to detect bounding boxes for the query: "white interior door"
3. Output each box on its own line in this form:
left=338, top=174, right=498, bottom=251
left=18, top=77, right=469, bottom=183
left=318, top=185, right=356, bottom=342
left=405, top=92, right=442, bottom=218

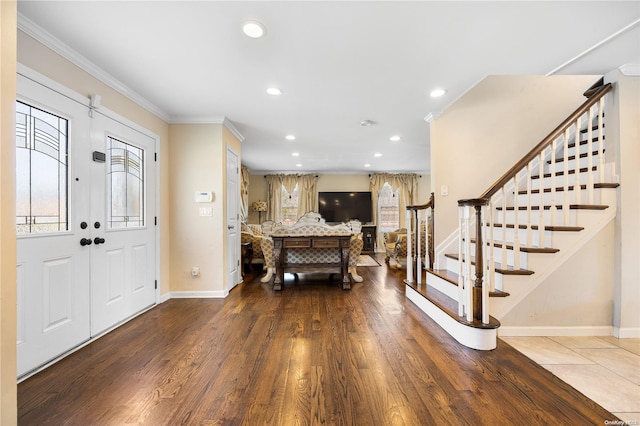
left=16, top=76, right=92, bottom=377
left=226, top=147, right=240, bottom=289
left=89, top=114, right=157, bottom=335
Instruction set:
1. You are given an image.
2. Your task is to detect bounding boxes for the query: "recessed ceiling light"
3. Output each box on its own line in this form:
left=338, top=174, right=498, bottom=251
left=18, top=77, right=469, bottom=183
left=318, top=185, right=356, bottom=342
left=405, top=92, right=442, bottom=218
left=390, top=135, right=401, bottom=142
left=286, top=135, right=296, bottom=141
left=292, top=152, right=299, bottom=157
left=364, top=163, right=371, bottom=168
left=360, top=120, right=375, bottom=127
left=296, top=163, right=302, bottom=167
left=374, top=153, right=382, bottom=157
left=430, top=88, right=447, bottom=98
left=266, top=87, right=282, bottom=96
left=242, top=21, right=266, bottom=38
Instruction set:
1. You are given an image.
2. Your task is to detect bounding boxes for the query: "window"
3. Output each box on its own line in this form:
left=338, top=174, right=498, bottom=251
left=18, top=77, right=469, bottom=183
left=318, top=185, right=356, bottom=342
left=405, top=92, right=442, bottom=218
left=378, top=182, right=399, bottom=232
left=280, top=184, right=299, bottom=225
left=108, top=136, right=144, bottom=228
left=15, top=101, right=68, bottom=234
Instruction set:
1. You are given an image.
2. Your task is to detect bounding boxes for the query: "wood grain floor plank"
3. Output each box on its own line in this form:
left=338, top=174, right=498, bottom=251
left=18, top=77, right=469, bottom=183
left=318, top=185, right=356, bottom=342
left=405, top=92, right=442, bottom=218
left=18, top=259, right=617, bottom=425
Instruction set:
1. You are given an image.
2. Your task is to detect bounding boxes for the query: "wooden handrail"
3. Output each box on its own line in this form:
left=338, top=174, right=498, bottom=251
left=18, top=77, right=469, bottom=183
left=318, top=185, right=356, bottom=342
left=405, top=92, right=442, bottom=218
left=466, top=82, right=613, bottom=202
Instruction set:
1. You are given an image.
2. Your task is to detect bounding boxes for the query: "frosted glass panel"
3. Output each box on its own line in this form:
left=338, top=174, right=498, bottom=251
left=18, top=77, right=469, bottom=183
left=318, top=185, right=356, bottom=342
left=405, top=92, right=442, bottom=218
left=108, top=137, right=144, bottom=229
left=15, top=102, right=68, bottom=234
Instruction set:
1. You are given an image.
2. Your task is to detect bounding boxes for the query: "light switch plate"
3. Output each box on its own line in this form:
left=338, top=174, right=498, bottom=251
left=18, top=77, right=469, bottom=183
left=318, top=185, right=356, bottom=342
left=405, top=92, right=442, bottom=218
left=199, top=207, right=213, bottom=217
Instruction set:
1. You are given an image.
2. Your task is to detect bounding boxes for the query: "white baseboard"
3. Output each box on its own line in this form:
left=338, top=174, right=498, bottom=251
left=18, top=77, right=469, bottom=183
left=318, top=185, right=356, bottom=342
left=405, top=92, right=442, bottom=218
left=498, top=325, right=614, bottom=337
left=159, top=292, right=171, bottom=304
left=614, top=327, right=640, bottom=338
left=169, top=290, right=228, bottom=299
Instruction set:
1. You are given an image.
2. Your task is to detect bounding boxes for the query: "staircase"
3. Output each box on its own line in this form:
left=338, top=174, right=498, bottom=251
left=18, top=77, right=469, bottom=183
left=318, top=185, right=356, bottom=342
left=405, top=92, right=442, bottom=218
left=405, top=83, right=619, bottom=350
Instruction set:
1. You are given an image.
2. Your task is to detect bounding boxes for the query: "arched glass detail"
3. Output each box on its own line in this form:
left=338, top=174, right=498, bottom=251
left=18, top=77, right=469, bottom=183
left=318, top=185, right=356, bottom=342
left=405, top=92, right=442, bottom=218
left=15, top=101, right=68, bottom=234
left=108, top=136, right=145, bottom=229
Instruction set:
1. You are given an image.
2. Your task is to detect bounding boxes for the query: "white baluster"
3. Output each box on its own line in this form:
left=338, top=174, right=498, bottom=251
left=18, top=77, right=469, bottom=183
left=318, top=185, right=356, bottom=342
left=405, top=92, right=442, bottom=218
left=550, top=139, right=557, bottom=226
left=563, top=129, right=570, bottom=225
left=416, top=210, right=422, bottom=285
left=598, top=97, right=605, bottom=183
left=526, top=161, right=533, bottom=247
left=406, top=209, right=413, bottom=284
left=513, top=175, right=520, bottom=270
left=501, top=186, right=508, bottom=269
left=574, top=115, right=582, bottom=205
left=538, top=150, right=545, bottom=245
left=482, top=204, right=490, bottom=325
left=488, top=198, right=496, bottom=294
left=458, top=206, right=465, bottom=317
left=587, top=106, right=595, bottom=203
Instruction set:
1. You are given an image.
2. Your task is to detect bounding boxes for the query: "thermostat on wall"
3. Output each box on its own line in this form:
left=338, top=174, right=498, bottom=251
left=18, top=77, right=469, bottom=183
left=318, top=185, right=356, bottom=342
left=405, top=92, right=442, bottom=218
left=195, top=191, right=213, bottom=203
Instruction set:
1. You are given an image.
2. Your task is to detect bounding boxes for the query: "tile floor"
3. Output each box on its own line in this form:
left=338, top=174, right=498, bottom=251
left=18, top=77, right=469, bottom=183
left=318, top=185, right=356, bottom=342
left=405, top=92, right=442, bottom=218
left=501, top=336, right=640, bottom=424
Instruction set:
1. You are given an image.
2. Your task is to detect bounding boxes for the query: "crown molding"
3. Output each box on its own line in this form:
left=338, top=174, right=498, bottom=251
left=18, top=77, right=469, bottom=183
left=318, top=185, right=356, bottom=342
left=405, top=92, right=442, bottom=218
left=167, top=116, right=245, bottom=142
left=18, top=13, right=172, bottom=123
left=619, top=64, right=640, bottom=76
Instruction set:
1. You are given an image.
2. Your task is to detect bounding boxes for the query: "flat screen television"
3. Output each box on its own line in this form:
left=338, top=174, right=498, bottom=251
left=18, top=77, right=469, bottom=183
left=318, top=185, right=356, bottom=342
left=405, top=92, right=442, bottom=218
left=318, top=191, right=372, bottom=224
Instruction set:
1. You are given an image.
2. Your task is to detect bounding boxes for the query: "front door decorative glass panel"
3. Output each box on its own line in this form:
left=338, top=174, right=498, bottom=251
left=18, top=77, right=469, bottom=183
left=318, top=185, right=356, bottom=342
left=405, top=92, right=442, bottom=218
left=15, top=101, right=68, bottom=234
left=107, top=136, right=144, bottom=229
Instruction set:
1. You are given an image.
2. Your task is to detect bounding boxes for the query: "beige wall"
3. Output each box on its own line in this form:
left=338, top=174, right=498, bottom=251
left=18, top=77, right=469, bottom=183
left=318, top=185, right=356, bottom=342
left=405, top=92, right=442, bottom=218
left=430, top=75, right=599, bottom=247
left=609, top=72, right=640, bottom=336
left=245, top=173, right=431, bottom=224
left=17, top=31, right=172, bottom=296
left=0, top=2, right=17, bottom=423
left=501, top=221, right=615, bottom=327
left=169, top=124, right=241, bottom=293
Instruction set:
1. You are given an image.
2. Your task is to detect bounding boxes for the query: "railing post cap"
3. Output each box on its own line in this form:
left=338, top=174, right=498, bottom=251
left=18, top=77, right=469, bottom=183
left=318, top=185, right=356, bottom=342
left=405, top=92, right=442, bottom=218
left=458, top=198, right=489, bottom=207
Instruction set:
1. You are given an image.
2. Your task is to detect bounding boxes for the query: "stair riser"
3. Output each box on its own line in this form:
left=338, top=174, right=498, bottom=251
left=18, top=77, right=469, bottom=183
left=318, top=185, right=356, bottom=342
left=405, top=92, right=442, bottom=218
left=514, top=188, right=608, bottom=206
left=494, top=207, right=610, bottom=228
left=426, top=273, right=459, bottom=300
left=445, top=256, right=504, bottom=289
left=489, top=227, right=553, bottom=248
left=547, top=155, right=603, bottom=175
left=468, top=242, right=528, bottom=269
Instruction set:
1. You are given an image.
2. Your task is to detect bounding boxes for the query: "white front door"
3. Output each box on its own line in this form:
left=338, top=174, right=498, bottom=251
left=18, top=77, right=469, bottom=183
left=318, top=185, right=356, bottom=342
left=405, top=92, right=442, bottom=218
left=16, top=72, right=157, bottom=377
left=89, top=114, right=157, bottom=335
left=226, top=147, right=240, bottom=290
left=16, top=76, right=92, bottom=376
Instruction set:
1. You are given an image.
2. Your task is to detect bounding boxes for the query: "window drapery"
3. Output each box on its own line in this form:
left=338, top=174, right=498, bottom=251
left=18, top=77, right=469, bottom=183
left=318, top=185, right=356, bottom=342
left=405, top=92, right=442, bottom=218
left=370, top=173, right=419, bottom=251
left=240, top=165, right=250, bottom=222
left=265, top=174, right=318, bottom=223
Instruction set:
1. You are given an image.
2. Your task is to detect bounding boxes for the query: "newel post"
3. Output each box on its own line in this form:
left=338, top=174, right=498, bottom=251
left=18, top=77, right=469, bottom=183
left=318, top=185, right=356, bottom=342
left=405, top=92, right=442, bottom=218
left=458, top=198, right=488, bottom=322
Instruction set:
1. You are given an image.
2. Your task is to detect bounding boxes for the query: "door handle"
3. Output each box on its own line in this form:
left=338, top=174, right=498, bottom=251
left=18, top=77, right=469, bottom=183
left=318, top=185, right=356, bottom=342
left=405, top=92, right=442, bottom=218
left=80, top=238, right=93, bottom=246
left=94, top=237, right=105, bottom=245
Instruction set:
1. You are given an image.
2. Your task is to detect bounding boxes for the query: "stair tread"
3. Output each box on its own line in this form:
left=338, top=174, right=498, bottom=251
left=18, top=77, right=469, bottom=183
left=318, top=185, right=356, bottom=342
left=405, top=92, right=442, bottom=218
left=468, top=238, right=559, bottom=253
left=518, top=183, right=619, bottom=194
left=445, top=253, right=534, bottom=275
left=496, top=204, right=609, bottom=211
left=428, top=269, right=511, bottom=297
left=488, top=223, right=584, bottom=231
left=406, top=281, right=501, bottom=329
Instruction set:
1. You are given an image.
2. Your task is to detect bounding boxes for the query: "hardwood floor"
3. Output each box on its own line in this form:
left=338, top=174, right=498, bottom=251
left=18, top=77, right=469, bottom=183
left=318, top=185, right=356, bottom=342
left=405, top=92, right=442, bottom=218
left=18, top=256, right=616, bottom=425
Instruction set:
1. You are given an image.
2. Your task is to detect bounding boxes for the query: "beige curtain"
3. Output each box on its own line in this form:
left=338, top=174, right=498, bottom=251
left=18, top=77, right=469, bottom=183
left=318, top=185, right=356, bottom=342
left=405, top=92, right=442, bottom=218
left=370, top=173, right=419, bottom=251
left=298, top=174, right=318, bottom=215
left=264, top=174, right=318, bottom=222
left=240, top=165, right=250, bottom=222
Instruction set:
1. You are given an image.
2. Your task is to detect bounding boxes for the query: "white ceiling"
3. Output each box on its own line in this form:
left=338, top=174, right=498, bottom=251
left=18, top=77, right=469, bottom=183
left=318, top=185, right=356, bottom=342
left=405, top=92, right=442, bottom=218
left=17, top=1, right=640, bottom=174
